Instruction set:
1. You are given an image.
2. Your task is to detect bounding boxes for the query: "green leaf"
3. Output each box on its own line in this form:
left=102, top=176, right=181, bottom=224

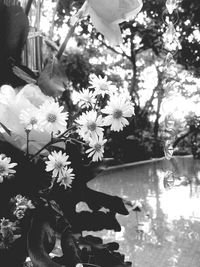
left=0, top=4, right=29, bottom=85
left=38, top=56, right=68, bottom=97
left=49, top=200, right=64, bottom=217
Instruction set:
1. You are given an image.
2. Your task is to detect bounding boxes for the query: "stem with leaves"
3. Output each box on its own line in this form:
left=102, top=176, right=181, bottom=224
left=30, top=125, right=77, bottom=160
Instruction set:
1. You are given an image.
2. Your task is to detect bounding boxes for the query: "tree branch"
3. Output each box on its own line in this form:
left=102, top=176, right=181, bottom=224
left=56, top=23, right=76, bottom=60
left=142, top=85, right=158, bottom=114
left=100, top=40, right=131, bottom=61
left=173, top=131, right=192, bottom=148
left=49, top=0, right=59, bottom=39
left=25, top=0, right=34, bottom=16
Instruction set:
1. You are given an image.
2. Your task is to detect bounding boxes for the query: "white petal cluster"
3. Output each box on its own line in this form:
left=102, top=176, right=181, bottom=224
left=73, top=75, right=135, bottom=162
left=45, top=151, right=71, bottom=179
left=20, top=100, right=68, bottom=135
left=0, top=84, right=68, bottom=154
left=0, top=154, right=17, bottom=183
left=102, top=94, right=135, bottom=132
left=76, top=110, right=104, bottom=141
left=38, top=100, right=68, bottom=134
left=20, top=107, right=39, bottom=131
left=45, top=151, right=74, bottom=189
left=89, top=74, right=116, bottom=97
left=86, top=136, right=107, bottom=162
left=57, top=167, right=75, bottom=189
left=76, top=88, right=96, bottom=108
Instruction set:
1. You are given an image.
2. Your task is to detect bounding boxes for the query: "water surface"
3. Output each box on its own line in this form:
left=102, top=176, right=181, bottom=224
left=87, top=156, right=200, bottom=267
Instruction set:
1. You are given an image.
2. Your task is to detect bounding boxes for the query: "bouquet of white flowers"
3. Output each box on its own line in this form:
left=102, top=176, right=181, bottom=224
left=0, top=1, right=143, bottom=266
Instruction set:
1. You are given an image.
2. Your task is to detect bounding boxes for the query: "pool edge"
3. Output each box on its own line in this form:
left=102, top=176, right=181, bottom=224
left=102, top=155, right=193, bottom=173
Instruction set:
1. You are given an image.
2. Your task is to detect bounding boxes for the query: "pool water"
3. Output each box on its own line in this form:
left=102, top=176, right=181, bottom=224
left=87, top=156, right=200, bottom=267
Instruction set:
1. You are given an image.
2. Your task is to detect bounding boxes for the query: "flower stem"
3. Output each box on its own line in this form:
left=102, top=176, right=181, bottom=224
left=26, top=130, right=30, bottom=157
left=30, top=125, right=77, bottom=160
left=30, top=140, right=52, bottom=160
left=56, top=1, right=87, bottom=60
left=56, top=24, right=76, bottom=60
left=69, top=138, right=86, bottom=146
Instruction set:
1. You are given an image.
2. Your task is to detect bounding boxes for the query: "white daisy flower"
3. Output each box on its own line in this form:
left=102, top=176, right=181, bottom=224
left=76, top=88, right=96, bottom=109
left=89, top=74, right=116, bottom=97
left=20, top=108, right=39, bottom=131
left=57, top=167, right=75, bottom=189
left=0, top=154, right=17, bottom=183
left=0, top=217, right=13, bottom=229
left=76, top=110, right=104, bottom=141
left=86, top=136, right=107, bottom=162
left=102, top=95, right=135, bottom=132
left=45, top=151, right=71, bottom=179
left=39, top=101, right=68, bottom=134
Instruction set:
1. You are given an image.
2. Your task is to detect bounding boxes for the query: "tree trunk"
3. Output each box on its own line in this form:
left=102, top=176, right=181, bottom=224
left=129, top=42, right=139, bottom=104
left=153, top=71, right=164, bottom=139
left=154, top=89, right=163, bottom=138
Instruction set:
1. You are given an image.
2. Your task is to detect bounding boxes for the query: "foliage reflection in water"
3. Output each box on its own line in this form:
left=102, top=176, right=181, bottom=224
left=87, top=156, right=200, bottom=267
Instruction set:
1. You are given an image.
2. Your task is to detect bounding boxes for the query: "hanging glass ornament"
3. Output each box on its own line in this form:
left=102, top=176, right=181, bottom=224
left=163, top=170, right=175, bottom=189
left=166, top=0, right=178, bottom=15
left=163, top=52, right=176, bottom=73
left=164, top=113, right=175, bottom=132
left=163, top=22, right=179, bottom=53
left=164, top=140, right=174, bottom=160
left=165, top=52, right=175, bottom=66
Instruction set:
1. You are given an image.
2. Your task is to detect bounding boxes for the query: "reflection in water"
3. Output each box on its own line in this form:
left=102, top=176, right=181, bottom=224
left=87, top=156, right=200, bottom=267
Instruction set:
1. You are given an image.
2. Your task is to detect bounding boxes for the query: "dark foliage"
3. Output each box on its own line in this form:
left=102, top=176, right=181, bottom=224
left=61, top=50, right=92, bottom=90
left=0, top=138, right=131, bottom=266
left=178, top=0, right=200, bottom=69
left=0, top=3, right=30, bottom=86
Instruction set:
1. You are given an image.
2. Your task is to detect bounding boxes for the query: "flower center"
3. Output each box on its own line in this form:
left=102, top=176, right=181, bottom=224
left=94, top=143, right=102, bottom=152
left=1, top=219, right=10, bottom=227
left=47, top=113, right=57, bottom=123
left=0, top=164, right=6, bottom=174
left=85, top=96, right=91, bottom=102
left=55, top=161, right=64, bottom=169
left=30, top=117, right=37, bottom=125
left=99, top=83, right=108, bottom=91
left=113, top=109, right=123, bottom=119
left=87, top=122, right=97, bottom=132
